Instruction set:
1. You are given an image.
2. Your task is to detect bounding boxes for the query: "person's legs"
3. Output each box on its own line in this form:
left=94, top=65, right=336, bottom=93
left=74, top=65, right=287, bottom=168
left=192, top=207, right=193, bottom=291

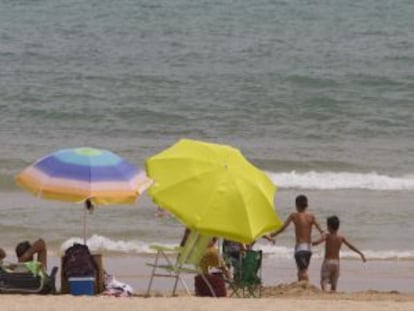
left=321, top=280, right=326, bottom=291
left=320, top=261, right=330, bottom=291
left=329, top=262, right=340, bottom=292
left=320, top=259, right=339, bottom=292
left=294, top=251, right=312, bottom=282
left=298, top=268, right=309, bottom=281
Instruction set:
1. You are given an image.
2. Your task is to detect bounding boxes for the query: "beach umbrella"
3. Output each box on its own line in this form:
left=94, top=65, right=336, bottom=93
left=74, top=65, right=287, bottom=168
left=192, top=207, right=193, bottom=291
left=146, top=139, right=282, bottom=244
left=16, top=147, right=152, bottom=243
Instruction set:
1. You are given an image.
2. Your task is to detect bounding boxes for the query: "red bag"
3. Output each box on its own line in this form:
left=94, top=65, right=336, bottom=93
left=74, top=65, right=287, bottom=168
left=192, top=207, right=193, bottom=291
left=194, top=273, right=227, bottom=297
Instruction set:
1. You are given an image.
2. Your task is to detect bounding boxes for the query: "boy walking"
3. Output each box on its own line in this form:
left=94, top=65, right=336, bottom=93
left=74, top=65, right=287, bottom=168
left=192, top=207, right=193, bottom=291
left=313, top=216, right=366, bottom=292
left=270, top=194, right=324, bottom=282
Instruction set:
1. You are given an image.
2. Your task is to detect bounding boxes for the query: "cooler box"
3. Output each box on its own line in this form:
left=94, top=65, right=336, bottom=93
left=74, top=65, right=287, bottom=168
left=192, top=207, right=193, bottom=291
left=68, top=277, right=96, bottom=296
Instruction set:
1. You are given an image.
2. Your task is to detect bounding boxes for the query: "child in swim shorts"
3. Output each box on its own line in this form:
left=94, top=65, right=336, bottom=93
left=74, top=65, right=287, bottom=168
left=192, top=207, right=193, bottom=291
left=313, top=216, right=366, bottom=291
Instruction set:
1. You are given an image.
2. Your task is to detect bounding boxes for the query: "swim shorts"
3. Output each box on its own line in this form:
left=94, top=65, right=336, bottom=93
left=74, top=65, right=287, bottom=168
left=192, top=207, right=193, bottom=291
left=321, top=259, right=340, bottom=287
left=294, top=251, right=312, bottom=270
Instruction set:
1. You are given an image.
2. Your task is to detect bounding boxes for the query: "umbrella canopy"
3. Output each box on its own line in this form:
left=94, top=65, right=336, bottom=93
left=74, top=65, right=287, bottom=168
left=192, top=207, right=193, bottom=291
left=16, top=147, right=152, bottom=243
left=16, top=147, right=151, bottom=205
left=146, top=139, right=282, bottom=243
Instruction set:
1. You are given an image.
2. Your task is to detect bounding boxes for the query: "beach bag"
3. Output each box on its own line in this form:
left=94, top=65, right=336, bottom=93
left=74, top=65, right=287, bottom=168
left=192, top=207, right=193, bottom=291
left=62, top=243, right=97, bottom=279
left=0, top=265, right=58, bottom=294
left=194, top=273, right=227, bottom=297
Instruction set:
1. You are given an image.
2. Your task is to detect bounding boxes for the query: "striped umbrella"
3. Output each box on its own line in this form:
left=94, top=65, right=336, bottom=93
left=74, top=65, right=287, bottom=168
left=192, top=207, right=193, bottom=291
left=16, top=147, right=152, bottom=242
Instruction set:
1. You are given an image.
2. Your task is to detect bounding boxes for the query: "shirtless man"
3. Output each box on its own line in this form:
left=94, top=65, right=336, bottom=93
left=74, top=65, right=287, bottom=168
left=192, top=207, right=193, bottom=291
left=15, top=238, right=48, bottom=270
left=312, top=216, right=366, bottom=291
left=0, top=239, right=48, bottom=272
left=270, top=195, right=324, bottom=282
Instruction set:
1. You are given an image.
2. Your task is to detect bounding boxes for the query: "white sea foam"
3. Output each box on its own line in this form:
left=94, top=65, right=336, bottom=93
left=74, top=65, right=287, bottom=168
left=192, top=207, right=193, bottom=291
left=59, top=235, right=414, bottom=261
left=267, top=171, right=414, bottom=190
left=61, top=235, right=147, bottom=254
left=60, top=235, right=178, bottom=254
left=261, top=244, right=414, bottom=261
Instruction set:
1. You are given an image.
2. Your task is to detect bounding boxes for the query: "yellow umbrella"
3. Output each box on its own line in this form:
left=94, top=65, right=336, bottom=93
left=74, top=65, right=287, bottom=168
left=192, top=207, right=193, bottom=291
left=146, top=139, right=282, bottom=243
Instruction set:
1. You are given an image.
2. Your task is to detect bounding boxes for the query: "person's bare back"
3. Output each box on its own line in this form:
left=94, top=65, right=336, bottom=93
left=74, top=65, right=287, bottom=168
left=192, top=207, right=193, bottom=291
left=291, top=211, right=317, bottom=245
left=323, top=232, right=343, bottom=260
left=270, top=195, right=324, bottom=282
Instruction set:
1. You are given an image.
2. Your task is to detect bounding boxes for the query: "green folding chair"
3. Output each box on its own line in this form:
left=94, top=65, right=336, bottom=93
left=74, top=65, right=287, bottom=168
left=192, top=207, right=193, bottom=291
left=227, top=250, right=263, bottom=298
left=146, top=230, right=215, bottom=296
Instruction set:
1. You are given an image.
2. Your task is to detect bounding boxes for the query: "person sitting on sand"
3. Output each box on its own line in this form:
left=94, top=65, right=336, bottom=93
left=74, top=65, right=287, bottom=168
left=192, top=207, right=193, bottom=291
left=312, top=215, right=366, bottom=292
left=223, top=236, right=274, bottom=280
left=0, top=239, right=48, bottom=273
left=269, top=194, right=325, bottom=282
left=200, top=237, right=231, bottom=278
left=222, top=240, right=247, bottom=279
left=178, top=228, right=230, bottom=277
left=15, top=238, right=48, bottom=271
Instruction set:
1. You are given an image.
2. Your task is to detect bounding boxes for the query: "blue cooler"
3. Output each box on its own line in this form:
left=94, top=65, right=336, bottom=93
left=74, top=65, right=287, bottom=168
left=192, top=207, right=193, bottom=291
left=68, top=277, right=96, bottom=295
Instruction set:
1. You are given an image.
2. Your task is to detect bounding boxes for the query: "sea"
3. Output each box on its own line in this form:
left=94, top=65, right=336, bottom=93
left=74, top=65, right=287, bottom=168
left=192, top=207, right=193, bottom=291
left=0, top=0, right=413, bottom=293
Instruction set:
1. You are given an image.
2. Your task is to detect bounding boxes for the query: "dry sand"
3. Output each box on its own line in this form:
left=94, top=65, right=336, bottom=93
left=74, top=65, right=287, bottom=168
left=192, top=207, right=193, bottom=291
left=2, top=282, right=414, bottom=311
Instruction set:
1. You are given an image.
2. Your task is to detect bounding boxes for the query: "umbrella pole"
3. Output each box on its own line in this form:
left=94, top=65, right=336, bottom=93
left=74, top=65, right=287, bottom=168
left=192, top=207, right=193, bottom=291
left=83, top=199, right=94, bottom=245
left=83, top=207, right=87, bottom=245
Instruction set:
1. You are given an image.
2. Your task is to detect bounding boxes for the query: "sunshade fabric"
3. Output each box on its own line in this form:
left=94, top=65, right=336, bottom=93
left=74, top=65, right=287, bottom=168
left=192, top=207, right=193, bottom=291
left=16, top=147, right=151, bottom=205
left=146, top=139, right=282, bottom=243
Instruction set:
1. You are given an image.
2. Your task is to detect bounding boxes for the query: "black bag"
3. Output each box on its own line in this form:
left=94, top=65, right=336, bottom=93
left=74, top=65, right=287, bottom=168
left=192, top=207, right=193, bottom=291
left=62, top=243, right=97, bottom=279
left=0, top=266, right=58, bottom=294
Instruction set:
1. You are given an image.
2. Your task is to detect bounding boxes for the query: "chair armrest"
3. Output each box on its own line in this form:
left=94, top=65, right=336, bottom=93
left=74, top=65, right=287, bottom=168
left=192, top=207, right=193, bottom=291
left=149, top=245, right=182, bottom=253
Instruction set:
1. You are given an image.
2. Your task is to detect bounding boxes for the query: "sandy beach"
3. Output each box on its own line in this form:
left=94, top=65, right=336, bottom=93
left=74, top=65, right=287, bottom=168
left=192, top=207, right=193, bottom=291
left=3, top=252, right=412, bottom=311
left=2, top=288, right=414, bottom=311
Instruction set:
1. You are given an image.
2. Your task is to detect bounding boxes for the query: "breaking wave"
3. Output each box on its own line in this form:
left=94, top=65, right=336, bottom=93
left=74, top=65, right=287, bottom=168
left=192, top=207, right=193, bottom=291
left=60, top=235, right=414, bottom=261
left=267, top=171, right=414, bottom=190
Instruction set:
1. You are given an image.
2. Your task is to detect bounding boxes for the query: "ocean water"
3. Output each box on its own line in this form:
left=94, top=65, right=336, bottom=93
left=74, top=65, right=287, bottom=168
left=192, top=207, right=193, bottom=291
left=0, top=0, right=413, bottom=291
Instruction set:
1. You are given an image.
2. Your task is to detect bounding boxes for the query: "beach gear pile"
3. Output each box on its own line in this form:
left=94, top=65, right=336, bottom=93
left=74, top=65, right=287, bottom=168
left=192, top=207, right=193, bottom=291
left=62, top=243, right=97, bottom=279
left=103, top=273, right=133, bottom=297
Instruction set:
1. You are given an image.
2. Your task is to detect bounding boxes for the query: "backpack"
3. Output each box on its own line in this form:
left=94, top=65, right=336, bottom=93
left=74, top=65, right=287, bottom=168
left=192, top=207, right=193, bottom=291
left=62, top=243, right=97, bottom=279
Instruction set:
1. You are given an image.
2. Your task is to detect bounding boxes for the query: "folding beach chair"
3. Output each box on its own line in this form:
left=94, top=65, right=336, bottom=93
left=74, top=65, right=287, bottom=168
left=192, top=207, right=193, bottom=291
left=146, top=230, right=216, bottom=297
left=227, top=250, right=263, bottom=298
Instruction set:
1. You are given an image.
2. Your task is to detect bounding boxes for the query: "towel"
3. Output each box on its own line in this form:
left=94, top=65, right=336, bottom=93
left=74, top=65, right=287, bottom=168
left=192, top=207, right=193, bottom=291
left=103, top=273, right=133, bottom=297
